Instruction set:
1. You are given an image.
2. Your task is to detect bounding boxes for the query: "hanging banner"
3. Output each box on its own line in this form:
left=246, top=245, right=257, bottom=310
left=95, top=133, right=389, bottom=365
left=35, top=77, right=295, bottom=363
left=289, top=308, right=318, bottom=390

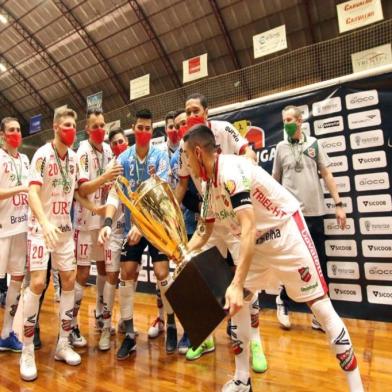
left=104, top=120, right=121, bottom=132
left=29, top=114, right=42, bottom=134
left=337, top=0, right=384, bottom=33
left=351, top=43, right=392, bottom=73
left=183, top=53, right=208, bottom=83
left=86, top=91, right=103, bottom=112
left=253, top=25, right=287, bottom=59
left=130, top=74, right=150, bottom=101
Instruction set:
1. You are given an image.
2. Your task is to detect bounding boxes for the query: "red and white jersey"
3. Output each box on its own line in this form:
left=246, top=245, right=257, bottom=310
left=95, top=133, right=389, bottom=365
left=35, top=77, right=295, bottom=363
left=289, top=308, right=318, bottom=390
left=74, top=140, right=113, bottom=231
left=106, top=188, right=125, bottom=236
left=28, top=143, right=77, bottom=234
left=178, top=120, right=248, bottom=193
left=0, top=149, right=30, bottom=238
left=202, top=154, right=300, bottom=236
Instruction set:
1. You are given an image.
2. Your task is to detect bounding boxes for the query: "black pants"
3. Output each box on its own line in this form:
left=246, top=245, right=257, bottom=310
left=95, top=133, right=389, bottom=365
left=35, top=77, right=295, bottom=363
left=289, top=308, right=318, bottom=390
left=0, top=275, right=7, bottom=292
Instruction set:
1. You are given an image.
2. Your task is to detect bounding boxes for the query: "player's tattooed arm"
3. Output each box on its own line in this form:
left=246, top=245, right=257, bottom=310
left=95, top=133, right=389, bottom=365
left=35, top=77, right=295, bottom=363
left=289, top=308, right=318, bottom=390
left=187, top=220, right=214, bottom=253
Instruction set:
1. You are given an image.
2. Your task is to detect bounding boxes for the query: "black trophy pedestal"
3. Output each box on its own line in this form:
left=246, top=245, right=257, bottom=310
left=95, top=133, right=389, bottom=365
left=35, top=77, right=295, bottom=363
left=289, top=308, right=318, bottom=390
left=165, top=246, right=234, bottom=349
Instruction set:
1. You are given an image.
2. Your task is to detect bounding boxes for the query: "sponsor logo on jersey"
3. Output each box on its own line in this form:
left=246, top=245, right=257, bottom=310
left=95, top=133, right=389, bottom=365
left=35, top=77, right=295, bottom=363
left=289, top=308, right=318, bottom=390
left=327, top=262, right=359, bottom=280
left=252, top=187, right=287, bottom=219
left=348, top=109, right=381, bottom=130
left=255, top=228, right=281, bottom=245
left=224, top=180, right=236, bottom=195
left=224, top=125, right=240, bottom=142
left=313, top=97, right=342, bottom=116
left=329, top=283, right=362, bottom=302
left=325, top=240, right=357, bottom=257
left=350, top=129, right=384, bottom=150
left=35, top=157, right=46, bottom=177
left=359, top=217, right=392, bottom=235
left=367, top=285, right=392, bottom=305
left=354, top=172, right=390, bottom=191
left=80, top=153, right=88, bottom=173
left=298, top=267, right=312, bottom=282
left=352, top=150, right=387, bottom=171
left=364, top=263, right=392, bottom=281
left=300, top=281, right=319, bottom=292
left=357, top=194, right=392, bottom=213
left=345, top=90, right=379, bottom=110
left=314, top=116, right=344, bottom=135
left=362, top=240, right=392, bottom=258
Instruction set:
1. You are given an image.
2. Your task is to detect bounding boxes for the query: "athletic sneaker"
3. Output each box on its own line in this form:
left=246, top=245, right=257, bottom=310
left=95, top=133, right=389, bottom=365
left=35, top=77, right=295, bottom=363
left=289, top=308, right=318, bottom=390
left=117, top=335, right=136, bottom=360
left=20, top=344, right=37, bottom=381
left=98, top=328, right=111, bottom=351
left=222, top=378, right=252, bottom=392
left=311, top=316, right=325, bottom=332
left=117, top=319, right=138, bottom=336
left=178, top=332, right=191, bottom=354
left=148, top=317, right=164, bottom=338
left=276, top=295, right=291, bottom=330
left=250, top=341, right=267, bottom=373
left=165, top=325, right=177, bottom=354
left=185, top=337, right=215, bottom=360
left=69, top=326, right=87, bottom=348
left=0, top=331, right=22, bottom=352
left=55, top=339, right=81, bottom=365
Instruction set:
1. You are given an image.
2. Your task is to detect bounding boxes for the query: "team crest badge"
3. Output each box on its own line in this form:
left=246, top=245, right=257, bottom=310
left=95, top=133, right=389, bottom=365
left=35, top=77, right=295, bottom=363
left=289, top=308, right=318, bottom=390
left=303, top=141, right=318, bottom=160
left=298, top=267, right=312, bottom=282
left=307, top=147, right=316, bottom=158
left=224, top=180, right=236, bottom=195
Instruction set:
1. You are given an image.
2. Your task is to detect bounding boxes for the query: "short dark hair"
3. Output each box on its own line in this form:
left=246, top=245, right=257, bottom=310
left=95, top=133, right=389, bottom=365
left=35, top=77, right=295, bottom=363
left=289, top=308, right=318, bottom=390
left=186, top=93, right=208, bottom=109
left=173, top=108, right=185, bottom=119
left=135, top=108, right=152, bottom=122
left=183, top=124, right=215, bottom=153
left=1, top=117, right=19, bottom=132
left=108, top=129, right=125, bottom=142
left=86, top=108, right=103, bottom=120
left=165, top=111, right=176, bottom=125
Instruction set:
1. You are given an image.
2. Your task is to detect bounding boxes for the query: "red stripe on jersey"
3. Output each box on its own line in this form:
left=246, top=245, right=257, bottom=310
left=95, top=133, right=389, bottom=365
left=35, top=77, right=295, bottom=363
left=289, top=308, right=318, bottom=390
left=292, top=210, right=328, bottom=294
left=179, top=175, right=190, bottom=179
left=205, top=218, right=215, bottom=223
left=74, top=229, right=80, bottom=260
left=29, top=181, right=42, bottom=186
left=238, top=143, right=248, bottom=155
left=27, top=239, right=31, bottom=271
left=78, top=178, right=88, bottom=185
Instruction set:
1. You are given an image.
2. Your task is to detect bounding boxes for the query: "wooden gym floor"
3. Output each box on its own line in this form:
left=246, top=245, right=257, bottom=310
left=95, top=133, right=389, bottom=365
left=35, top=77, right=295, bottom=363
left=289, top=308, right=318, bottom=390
left=0, top=285, right=390, bottom=391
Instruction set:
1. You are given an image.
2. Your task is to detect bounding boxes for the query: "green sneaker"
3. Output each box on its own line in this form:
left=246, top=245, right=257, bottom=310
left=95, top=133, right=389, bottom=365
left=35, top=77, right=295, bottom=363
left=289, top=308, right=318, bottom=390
left=251, top=341, right=268, bottom=373
left=185, top=337, right=215, bottom=360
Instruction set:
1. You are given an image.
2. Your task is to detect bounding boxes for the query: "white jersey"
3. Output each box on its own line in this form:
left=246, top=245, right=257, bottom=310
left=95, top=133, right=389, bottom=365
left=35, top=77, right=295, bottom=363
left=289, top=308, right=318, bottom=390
left=28, top=143, right=77, bottom=234
left=178, top=120, right=248, bottom=193
left=74, top=140, right=113, bottom=231
left=202, top=154, right=300, bottom=236
left=0, top=149, right=29, bottom=238
left=106, top=187, right=125, bottom=236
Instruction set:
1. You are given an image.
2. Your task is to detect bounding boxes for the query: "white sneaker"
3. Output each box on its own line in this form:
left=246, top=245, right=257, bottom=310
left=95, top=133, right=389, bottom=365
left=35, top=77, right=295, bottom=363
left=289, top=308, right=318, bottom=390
left=148, top=317, right=164, bottom=339
left=69, top=326, right=87, bottom=348
left=222, top=378, right=252, bottom=392
left=276, top=295, right=291, bottom=330
left=20, top=344, right=37, bottom=381
left=55, top=339, right=81, bottom=365
left=98, top=328, right=111, bottom=351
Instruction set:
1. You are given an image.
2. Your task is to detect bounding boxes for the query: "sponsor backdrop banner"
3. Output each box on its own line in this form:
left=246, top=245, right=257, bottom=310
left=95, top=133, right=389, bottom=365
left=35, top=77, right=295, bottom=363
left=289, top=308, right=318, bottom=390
left=211, top=72, right=392, bottom=321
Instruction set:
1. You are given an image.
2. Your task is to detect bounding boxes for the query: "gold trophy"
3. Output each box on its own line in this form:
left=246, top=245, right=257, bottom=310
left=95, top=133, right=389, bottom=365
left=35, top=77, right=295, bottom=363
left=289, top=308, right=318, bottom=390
left=114, top=175, right=235, bottom=348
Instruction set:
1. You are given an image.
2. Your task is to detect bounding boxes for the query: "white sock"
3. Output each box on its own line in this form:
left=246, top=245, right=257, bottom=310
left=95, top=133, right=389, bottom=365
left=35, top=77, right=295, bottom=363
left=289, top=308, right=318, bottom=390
left=96, top=273, right=106, bottom=317
left=249, top=293, right=261, bottom=344
left=119, top=280, right=134, bottom=322
left=72, top=281, right=84, bottom=328
left=311, top=298, right=364, bottom=392
left=231, top=304, right=251, bottom=384
left=23, top=288, right=41, bottom=346
left=157, top=275, right=174, bottom=317
left=59, top=290, right=74, bottom=339
left=1, top=279, right=22, bottom=339
left=156, top=285, right=164, bottom=320
left=102, top=282, right=116, bottom=329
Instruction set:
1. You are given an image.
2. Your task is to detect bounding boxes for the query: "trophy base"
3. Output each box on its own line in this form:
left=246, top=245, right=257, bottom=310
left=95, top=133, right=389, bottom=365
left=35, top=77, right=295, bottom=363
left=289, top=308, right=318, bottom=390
left=165, top=246, right=234, bottom=349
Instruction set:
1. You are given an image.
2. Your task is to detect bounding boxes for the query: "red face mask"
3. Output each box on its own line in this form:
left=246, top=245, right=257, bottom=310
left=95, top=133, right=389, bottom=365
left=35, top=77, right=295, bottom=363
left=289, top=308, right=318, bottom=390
left=5, top=133, right=22, bottom=148
left=135, top=131, right=152, bottom=147
left=111, top=143, right=127, bottom=157
left=59, top=127, right=76, bottom=147
left=178, top=125, right=188, bottom=140
left=167, top=130, right=179, bottom=145
left=90, top=128, right=106, bottom=144
left=187, top=116, right=205, bottom=129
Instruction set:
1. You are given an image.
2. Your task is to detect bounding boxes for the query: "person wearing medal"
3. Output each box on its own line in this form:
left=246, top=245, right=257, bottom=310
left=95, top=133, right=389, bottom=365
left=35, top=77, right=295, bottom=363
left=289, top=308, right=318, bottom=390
left=20, top=108, right=80, bottom=381
left=0, top=117, right=29, bottom=353
left=98, top=108, right=178, bottom=359
left=272, top=105, right=346, bottom=330
left=72, top=109, right=123, bottom=350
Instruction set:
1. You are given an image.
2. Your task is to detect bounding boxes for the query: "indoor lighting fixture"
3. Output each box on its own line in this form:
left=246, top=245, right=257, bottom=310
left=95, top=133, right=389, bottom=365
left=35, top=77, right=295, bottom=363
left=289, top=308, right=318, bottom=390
left=0, top=63, right=7, bottom=72
left=0, top=14, right=8, bottom=24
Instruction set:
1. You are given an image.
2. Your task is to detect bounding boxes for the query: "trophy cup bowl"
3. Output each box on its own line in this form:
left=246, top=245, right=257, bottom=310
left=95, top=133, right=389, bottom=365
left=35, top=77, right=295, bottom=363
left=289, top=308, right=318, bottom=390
left=114, top=175, right=235, bottom=348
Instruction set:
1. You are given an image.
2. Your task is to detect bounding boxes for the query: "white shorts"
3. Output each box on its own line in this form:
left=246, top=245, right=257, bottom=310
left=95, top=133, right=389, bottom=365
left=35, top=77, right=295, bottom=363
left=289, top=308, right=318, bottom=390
left=244, top=210, right=327, bottom=303
left=27, top=231, right=76, bottom=272
left=104, top=234, right=122, bottom=273
left=0, top=233, right=27, bottom=278
left=74, top=229, right=105, bottom=266
left=203, top=223, right=240, bottom=260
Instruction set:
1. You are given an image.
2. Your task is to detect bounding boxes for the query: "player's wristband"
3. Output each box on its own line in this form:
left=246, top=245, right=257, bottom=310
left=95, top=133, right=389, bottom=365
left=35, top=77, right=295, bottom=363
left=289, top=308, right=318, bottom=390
left=104, top=217, right=113, bottom=227
left=335, top=202, right=343, bottom=207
